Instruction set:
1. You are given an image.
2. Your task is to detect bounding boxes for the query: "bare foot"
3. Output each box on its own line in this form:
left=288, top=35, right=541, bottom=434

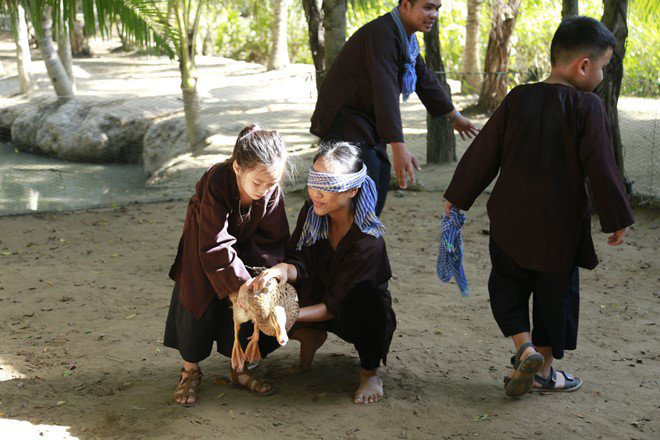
left=288, top=328, right=327, bottom=374
left=354, top=370, right=383, bottom=404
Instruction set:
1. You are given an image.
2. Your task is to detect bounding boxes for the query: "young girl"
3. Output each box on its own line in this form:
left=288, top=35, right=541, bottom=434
left=255, top=141, right=397, bottom=404
left=164, top=125, right=290, bottom=406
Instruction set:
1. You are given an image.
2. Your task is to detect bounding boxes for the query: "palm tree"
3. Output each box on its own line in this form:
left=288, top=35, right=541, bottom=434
left=3, top=0, right=34, bottom=94
left=460, top=0, right=483, bottom=94
left=39, top=0, right=204, bottom=151
left=267, top=0, right=291, bottom=70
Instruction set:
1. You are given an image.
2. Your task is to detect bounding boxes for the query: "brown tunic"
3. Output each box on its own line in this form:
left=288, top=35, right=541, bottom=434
left=310, top=14, right=454, bottom=146
left=169, top=162, right=290, bottom=319
left=444, top=83, right=634, bottom=273
left=285, top=201, right=392, bottom=318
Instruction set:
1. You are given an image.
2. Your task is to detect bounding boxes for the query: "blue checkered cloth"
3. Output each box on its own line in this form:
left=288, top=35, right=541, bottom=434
left=436, top=206, right=470, bottom=296
left=297, top=164, right=385, bottom=250
left=390, top=7, right=420, bottom=101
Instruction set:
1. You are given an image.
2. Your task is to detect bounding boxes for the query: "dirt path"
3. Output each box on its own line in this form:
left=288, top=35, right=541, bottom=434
left=0, top=188, right=657, bottom=439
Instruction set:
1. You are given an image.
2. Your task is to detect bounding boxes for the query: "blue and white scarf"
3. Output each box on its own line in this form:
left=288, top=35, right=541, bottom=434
left=436, top=206, right=470, bottom=296
left=390, top=7, right=420, bottom=101
left=297, top=164, right=386, bottom=250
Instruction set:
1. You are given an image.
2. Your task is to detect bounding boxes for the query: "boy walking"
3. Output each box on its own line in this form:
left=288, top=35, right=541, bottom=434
left=443, top=17, right=634, bottom=397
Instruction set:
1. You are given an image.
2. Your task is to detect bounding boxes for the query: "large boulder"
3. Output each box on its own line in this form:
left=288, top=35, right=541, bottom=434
left=142, top=116, right=192, bottom=176
left=11, top=99, right=60, bottom=153
left=10, top=98, right=153, bottom=163
left=0, top=100, right=31, bottom=134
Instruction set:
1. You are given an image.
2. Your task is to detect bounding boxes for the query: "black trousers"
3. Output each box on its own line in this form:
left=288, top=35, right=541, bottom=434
left=488, top=238, right=580, bottom=360
left=292, top=282, right=397, bottom=370
left=163, top=284, right=281, bottom=363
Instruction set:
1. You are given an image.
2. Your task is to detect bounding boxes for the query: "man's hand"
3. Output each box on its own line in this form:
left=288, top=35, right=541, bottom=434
left=607, top=228, right=627, bottom=246
left=445, top=110, right=480, bottom=140
left=390, top=142, right=420, bottom=189
left=444, top=201, right=453, bottom=216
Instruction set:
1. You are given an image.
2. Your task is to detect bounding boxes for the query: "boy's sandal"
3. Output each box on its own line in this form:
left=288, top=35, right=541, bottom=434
left=503, top=342, right=545, bottom=398
left=173, top=367, right=203, bottom=407
left=230, top=367, right=275, bottom=397
left=530, top=367, right=582, bottom=393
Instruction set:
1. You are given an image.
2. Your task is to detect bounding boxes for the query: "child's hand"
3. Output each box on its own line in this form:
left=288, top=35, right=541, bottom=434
left=607, top=228, right=627, bottom=246
left=444, top=201, right=453, bottom=216
left=254, top=263, right=289, bottom=290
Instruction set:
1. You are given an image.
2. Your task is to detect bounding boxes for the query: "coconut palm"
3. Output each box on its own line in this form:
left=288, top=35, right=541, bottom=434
left=2, top=0, right=34, bottom=94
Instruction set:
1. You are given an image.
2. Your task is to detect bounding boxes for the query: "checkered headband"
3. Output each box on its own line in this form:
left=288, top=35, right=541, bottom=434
left=297, top=164, right=386, bottom=249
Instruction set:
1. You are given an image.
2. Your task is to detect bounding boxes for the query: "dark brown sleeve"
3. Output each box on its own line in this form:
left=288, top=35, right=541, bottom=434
left=322, top=238, right=387, bottom=318
left=415, top=53, right=454, bottom=117
left=444, top=94, right=508, bottom=210
left=364, top=28, right=405, bottom=143
left=578, top=94, right=634, bottom=232
left=197, top=180, right=251, bottom=295
left=251, top=187, right=290, bottom=267
left=284, top=202, right=311, bottom=283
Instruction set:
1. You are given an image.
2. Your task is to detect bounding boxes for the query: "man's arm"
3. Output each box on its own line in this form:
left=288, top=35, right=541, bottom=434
left=415, top=53, right=479, bottom=140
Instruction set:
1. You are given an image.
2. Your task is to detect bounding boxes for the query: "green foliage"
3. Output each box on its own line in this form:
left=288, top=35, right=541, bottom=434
left=214, top=1, right=311, bottom=65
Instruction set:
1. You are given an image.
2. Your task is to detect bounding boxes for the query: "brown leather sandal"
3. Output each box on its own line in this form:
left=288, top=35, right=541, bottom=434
left=230, top=367, right=275, bottom=397
left=173, top=367, right=203, bottom=407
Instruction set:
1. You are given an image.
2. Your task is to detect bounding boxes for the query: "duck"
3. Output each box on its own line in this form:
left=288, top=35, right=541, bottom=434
left=229, top=278, right=300, bottom=370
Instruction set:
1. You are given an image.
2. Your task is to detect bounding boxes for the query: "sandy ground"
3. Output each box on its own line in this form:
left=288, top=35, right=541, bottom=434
left=0, top=187, right=658, bottom=440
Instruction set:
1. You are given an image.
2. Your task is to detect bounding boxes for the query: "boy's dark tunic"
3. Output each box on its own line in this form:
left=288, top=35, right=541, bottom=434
left=444, top=83, right=634, bottom=358
left=286, top=201, right=396, bottom=370
left=311, top=14, right=454, bottom=213
left=169, top=162, right=290, bottom=319
left=445, top=83, right=634, bottom=273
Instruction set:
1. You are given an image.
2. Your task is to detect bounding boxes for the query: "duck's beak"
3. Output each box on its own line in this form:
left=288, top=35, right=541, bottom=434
left=271, top=306, right=289, bottom=346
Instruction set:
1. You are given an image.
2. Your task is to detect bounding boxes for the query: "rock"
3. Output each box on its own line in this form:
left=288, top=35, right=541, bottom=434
left=146, top=152, right=226, bottom=189
left=10, top=98, right=153, bottom=163
left=11, top=99, right=60, bottom=153
left=142, top=117, right=192, bottom=176
left=37, top=100, right=151, bottom=163
left=0, top=101, right=30, bottom=132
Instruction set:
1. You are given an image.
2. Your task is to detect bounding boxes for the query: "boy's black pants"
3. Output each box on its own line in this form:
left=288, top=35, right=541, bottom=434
left=488, top=238, right=580, bottom=360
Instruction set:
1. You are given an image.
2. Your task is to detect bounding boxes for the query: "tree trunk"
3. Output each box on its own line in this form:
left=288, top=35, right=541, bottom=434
left=425, top=22, right=456, bottom=164
left=322, top=0, right=346, bottom=74
left=303, top=0, right=325, bottom=90
left=461, top=0, right=483, bottom=95
left=40, top=6, right=74, bottom=101
left=13, top=1, right=34, bottom=94
left=595, top=0, right=628, bottom=180
left=561, top=0, right=579, bottom=19
left=57, top=5, right=76, bottom=90
left=70, top=12, right=91, bottom=57
left=268, top=0, right=291, bottom=70
left=175, top=1, right=207, bottom=152
left=476, top=0, right=521, bottom=113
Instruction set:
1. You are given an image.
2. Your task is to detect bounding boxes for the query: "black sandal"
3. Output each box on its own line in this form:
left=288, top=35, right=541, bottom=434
left=503, top=342, right=545, bottom=397
left=531, top=366, right=582, bottom=393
